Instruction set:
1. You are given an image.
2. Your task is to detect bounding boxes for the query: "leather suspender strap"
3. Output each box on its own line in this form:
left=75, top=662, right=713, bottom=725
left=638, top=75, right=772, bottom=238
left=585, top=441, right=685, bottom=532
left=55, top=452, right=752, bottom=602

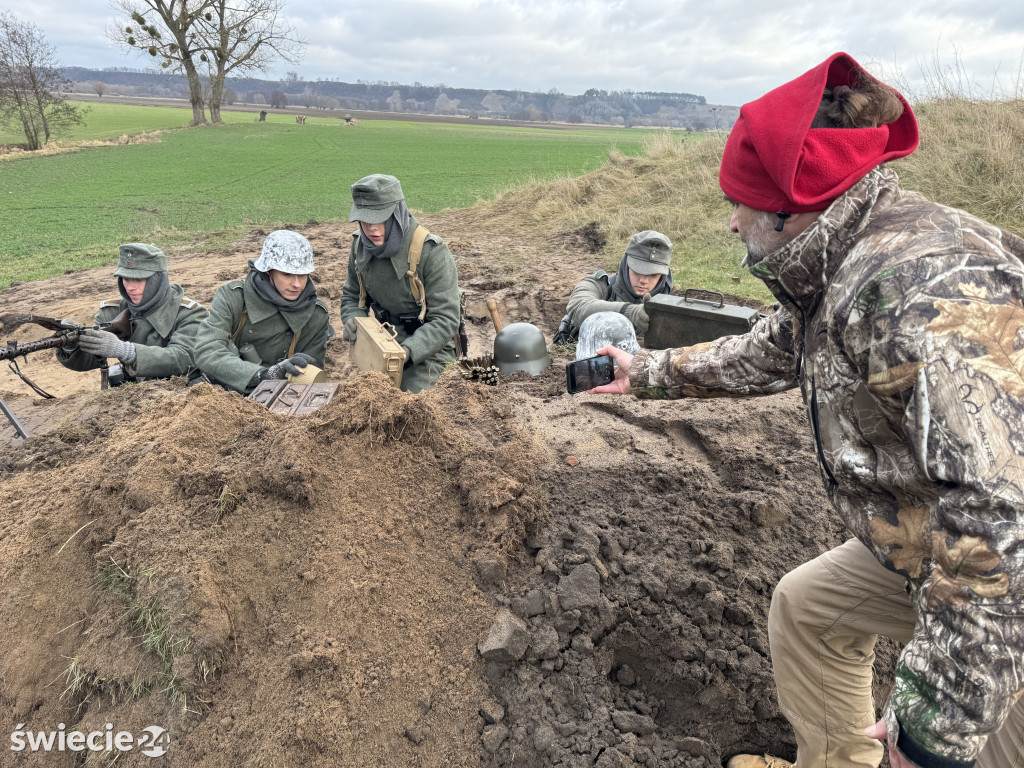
left=230, top=304, right=299, bottom=361
left=407, top=225, right=428, bottom=322
left=230, top=309, right=249, bottom=345
left=355, top=225, right=430, bottom=320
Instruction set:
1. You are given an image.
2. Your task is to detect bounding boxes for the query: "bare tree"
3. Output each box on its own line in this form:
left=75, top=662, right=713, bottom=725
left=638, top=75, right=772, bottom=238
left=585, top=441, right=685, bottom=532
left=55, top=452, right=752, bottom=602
left=109, top=0, right=212, bottom=125
left=93, top=81, right=108, bottom=97
left=0, top=12, right=86, bottom=150
left=197, top=0, right=303, bottom=123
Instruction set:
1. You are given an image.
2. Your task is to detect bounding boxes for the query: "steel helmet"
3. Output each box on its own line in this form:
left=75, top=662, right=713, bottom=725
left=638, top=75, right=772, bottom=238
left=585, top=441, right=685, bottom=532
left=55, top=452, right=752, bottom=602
left=575, top=311, right=639, bottom=360
left=493, top=322, right=551, bottom=375
left=254, top=230, right=315, bottom=274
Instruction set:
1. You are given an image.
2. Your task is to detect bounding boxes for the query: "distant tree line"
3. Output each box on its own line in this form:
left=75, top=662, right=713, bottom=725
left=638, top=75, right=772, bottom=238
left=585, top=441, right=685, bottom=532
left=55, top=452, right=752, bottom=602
left=64, top=66, right=737, bottom=130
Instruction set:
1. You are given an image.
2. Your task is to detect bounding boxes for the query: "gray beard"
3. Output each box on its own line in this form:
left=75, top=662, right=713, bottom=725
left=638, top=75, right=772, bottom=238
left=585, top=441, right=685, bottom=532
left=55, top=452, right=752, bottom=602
left=741, top=212, right=794, bottom=266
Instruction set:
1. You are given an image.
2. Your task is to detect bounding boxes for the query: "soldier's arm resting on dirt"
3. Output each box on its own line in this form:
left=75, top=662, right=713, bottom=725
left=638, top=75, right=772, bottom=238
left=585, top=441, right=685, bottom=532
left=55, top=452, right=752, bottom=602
left=55, top=306, right=119, bottom=372
left=855, top=266, right=1024, bottom=767
left=401, top=238, right=460, bottom=366
left=192, top=285, right=264, bottom=394
left=566, top=273, right=649, bottom=337
left=128, top=301, right=207, bottom=379
left=624, top=308, right=799, bottom=399
left=293, top=299, right=330, bottom=369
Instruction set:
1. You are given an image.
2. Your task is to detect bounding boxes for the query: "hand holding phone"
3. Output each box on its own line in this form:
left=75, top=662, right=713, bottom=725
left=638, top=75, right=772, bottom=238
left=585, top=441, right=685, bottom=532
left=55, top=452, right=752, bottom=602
left=565, top=354, right=615, bottom=394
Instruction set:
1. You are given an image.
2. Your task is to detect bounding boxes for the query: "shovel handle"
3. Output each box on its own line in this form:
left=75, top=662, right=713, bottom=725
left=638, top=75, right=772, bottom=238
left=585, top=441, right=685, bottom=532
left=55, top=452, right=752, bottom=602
left=486, top=299, right=503, bottom=333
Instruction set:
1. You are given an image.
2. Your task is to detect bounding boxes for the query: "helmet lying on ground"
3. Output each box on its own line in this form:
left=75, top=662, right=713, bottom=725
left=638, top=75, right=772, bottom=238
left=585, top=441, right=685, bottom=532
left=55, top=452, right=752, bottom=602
left=493, top=322, right=551, bottom=375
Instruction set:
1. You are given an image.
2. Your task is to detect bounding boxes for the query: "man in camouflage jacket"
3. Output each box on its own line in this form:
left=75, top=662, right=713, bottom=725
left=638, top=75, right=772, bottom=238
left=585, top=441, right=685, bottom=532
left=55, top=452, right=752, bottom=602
left=596, top=53, right=1024, bottom=768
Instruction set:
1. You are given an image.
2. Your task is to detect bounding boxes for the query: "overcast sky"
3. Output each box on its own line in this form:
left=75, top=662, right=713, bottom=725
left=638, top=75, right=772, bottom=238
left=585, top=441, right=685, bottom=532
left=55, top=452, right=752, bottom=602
left=18, top=0, right=1024, bottom=105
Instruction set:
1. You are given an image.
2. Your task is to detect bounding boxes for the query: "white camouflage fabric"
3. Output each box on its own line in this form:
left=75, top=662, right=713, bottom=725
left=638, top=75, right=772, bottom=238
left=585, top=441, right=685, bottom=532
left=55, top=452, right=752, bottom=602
left=576, top=311, right=639, bottom=360
left=630, top=167, right=1024, bottom=766
left=253, top=230, right=315, bottom=274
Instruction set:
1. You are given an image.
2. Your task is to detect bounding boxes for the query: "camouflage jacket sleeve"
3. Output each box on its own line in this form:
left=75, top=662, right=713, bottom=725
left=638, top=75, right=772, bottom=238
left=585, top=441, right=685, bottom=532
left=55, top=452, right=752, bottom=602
left=628, top=307, right=799, bottom=399
left=402, top=237, right=460, bottom=365
left=852, top=263, right=1024, bottom=765
left=129, top=301, right=207, bottom=379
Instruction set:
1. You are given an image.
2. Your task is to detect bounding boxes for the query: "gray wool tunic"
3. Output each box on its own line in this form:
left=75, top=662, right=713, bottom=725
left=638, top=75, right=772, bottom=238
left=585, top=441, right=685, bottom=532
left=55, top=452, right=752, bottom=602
left=340, top=214, right=461, bottom=393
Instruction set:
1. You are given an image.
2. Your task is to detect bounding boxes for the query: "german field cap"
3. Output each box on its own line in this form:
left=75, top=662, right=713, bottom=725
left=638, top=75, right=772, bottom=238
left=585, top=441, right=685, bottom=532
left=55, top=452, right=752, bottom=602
left=719, top=52, right=918, bottom=213
left=348, top=174, right=405, bottom=224
left=254, top=229, right=315, bottom=274
left=624, top=230, right=672, bottom=276
left=114, top=243, right=167, bottom=279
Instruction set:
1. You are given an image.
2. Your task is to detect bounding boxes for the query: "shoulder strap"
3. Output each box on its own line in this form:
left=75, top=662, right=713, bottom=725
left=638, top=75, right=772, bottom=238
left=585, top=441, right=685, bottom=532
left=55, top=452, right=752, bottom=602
left=352, top=233, right=370, bottom=310
left=287, top=330, right=301, bottom=358
left=407, top=225, right=429, bottom=321
left=230, top=308, right=249, bottom=345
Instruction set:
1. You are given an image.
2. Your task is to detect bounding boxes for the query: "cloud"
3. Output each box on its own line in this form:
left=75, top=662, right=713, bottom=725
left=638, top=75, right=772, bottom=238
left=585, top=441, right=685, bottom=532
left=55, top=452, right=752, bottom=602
left=16, top=0, right=1024, bottom=105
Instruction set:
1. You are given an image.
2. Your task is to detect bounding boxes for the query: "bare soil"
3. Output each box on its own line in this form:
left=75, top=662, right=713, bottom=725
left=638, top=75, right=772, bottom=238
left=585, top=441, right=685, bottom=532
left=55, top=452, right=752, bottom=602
left=0, top=214, right=892, bottom=767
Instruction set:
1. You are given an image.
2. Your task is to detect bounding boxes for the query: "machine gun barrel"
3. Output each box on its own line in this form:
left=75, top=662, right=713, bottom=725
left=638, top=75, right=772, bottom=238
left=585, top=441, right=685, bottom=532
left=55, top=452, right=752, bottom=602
left=0, top=309, right=132, bottom=362
left=1, top=331, right=80, bottom=361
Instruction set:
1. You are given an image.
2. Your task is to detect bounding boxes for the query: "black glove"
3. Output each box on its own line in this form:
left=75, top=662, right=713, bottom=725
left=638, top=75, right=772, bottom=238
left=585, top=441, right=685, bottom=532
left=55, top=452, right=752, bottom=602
left=342, top=318, right=359, bottom=343
left=255, top=353, right=316, bottom=382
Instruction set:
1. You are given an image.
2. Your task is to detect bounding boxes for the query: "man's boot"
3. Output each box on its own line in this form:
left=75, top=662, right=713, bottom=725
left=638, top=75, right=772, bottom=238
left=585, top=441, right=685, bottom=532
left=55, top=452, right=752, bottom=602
left=725, top=755, right=795, bottom=768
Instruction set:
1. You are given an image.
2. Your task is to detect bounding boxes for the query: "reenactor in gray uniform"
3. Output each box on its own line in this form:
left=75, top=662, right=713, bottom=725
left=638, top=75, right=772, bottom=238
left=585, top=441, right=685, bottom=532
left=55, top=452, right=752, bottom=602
left=58, top=243, right=207, bottom=383
left=556, top=230, right=674, bottom=345
left=193, top=230, right=331, bottom=395
left=340, top=174, right=461, bottom=394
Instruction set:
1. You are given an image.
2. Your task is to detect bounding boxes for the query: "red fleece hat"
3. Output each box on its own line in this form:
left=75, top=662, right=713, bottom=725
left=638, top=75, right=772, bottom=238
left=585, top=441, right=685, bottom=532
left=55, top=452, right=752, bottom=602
left=719, top=52, right=919, bottom=213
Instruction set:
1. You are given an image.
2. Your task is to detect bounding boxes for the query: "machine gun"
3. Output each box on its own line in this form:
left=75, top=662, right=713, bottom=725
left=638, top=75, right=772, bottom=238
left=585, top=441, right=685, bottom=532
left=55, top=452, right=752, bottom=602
left=0, top=310, right=132, bottom=439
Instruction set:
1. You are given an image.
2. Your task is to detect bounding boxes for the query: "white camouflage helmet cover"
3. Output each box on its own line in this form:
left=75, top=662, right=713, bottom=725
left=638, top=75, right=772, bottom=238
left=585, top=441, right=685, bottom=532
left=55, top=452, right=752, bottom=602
left=253, top=230, right=315, bottom=274
left=575, top=311, right=640, bottom=360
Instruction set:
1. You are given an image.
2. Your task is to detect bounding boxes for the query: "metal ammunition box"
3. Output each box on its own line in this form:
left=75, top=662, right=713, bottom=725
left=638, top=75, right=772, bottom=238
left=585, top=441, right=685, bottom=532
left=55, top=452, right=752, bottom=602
left=645, top=289, right=763, bottom=350
left=350, top=315, right=406, bottom=388
left=248, top=381, right=339, bottom=415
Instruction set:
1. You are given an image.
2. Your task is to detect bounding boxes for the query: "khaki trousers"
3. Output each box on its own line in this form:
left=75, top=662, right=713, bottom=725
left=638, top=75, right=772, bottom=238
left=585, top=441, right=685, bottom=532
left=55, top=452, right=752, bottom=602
left=768, top=538, right=1024, bottom=767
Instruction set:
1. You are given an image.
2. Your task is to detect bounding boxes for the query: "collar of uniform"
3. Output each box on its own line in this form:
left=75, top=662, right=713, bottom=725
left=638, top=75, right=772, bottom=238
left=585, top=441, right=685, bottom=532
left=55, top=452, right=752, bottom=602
left=242, top=272, right=310, bottom=333
left=750, top=167, right=898, bottom=313
left=353, top=214, right=421, bottom=280
left=121, top=283, right=185, bottom=337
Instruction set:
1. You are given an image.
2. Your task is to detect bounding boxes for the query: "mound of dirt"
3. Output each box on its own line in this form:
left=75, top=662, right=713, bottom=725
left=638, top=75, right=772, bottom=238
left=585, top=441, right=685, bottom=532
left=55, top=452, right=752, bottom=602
left=0, top=373, right=545, bottom=767
left=0, top=215, right=896, bottom=767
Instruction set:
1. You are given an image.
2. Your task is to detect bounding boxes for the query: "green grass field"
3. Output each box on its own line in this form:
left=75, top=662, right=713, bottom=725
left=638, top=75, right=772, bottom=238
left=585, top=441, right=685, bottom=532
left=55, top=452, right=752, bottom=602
left=0, top=102, right=658, bottom=290
left=0, top=100, right=356, bottom=143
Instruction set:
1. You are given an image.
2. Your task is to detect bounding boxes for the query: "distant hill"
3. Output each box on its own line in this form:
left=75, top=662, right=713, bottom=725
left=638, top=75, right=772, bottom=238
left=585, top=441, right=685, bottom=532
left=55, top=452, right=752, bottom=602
left=64, top=66, right=738, bottom=130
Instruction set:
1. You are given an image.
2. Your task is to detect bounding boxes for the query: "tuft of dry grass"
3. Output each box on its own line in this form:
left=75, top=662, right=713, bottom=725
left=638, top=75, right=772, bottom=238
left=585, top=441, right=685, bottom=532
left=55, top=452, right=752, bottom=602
left=465, top=74, right=1024, bottom=305
left=893, top=98, right=1024, bottom=234
left=473, top=132, right=767, bottom=302
left=0, top=130, right=164, bottom=162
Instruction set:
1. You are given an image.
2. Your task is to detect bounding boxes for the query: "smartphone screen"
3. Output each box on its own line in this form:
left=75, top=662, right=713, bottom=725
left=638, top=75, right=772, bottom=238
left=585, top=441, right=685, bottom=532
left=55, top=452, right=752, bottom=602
left=565, top=355, right=615, bottom=394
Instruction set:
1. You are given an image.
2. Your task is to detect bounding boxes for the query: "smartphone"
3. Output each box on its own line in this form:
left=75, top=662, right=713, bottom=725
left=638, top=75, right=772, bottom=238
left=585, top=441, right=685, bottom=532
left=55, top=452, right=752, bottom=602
left=565, top=355, right=615, bottom=394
